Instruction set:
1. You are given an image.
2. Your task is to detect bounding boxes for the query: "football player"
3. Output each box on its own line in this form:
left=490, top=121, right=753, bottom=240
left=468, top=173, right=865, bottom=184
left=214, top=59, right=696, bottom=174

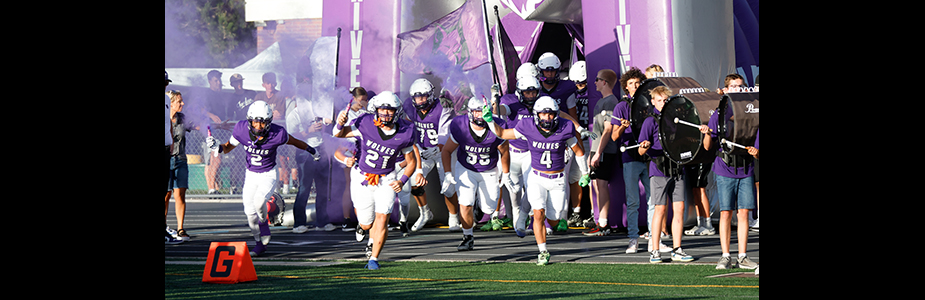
left=403, top=78, right=457, bottom=232
left=440, top=97, right=510, bottom=251
left=207, top=101, right=320, bottom=257
left=490, top=96, right=591, bottom=265
left=334, top=91, right=421, bottom=270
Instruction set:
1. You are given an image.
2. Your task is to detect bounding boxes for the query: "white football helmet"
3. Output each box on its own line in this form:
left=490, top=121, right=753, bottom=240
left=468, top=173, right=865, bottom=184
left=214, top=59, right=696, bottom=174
left=515, top=76, right=542, bottom=108
left=516, top=62, right=538, bottom=81
left=532, top=96, right=559, bottom=130
left=568, top=60, right=587, bottom=83
left=536, top=52, right=561, bottom=84
left=369, top=91, right=403, bottom=127
left=466, top=97, right=488, bottom=127
left=409, top=78, right=436, bottom=110
left=246, top=100, right=273, bottom=136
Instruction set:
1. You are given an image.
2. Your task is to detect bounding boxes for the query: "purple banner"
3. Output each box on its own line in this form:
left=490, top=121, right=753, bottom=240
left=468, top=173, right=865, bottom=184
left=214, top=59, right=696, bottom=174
left=323, top=0, right=401, bottom=94
left=397, top=0, right=490, bottom=75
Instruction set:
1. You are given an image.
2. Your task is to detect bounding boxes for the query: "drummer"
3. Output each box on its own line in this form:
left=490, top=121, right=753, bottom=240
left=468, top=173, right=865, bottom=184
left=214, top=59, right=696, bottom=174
left=636, top=85, right=694, bottom=264
left=700, top=98, right=758, bottom=270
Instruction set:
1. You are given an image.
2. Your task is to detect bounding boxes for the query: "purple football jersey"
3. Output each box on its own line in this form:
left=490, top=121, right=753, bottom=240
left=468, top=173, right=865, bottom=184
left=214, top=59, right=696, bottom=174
left=540, top=80, right=577, bottom=113
left=500, top=94, right=533, bottom=151
left=403, top=98, right=451, bottom=149
left=231, top=120, right=290, bottom=173
left=352, top=113, right=416, bottom=175
left=513, top=116, right=576, bottom=172
left=449, top=115, right=507, bottom=172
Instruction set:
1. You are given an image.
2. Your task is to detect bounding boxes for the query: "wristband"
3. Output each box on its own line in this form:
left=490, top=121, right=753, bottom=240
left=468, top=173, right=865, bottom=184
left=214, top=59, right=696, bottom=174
left=400, top=175, right=410, bottom=185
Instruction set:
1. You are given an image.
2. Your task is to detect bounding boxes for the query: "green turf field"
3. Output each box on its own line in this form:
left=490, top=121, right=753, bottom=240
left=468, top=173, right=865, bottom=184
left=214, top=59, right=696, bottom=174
left=166, top=260, right=758, bottom=299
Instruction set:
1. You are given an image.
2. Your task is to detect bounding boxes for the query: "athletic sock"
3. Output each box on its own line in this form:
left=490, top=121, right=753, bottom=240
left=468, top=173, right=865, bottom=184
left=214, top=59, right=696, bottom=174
left=537, top=243, right=547, bottom=253
left=599, top=218, right=608, bottom=227
left=463, top=228, right=473, bottom=236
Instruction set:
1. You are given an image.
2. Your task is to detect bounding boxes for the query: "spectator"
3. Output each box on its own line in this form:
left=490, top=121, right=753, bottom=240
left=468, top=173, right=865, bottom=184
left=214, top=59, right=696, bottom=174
left=584, top=69, right=620, bottom=237
left=166, top=90, right=197, bottom=241
left=165, top=71, right=183, bottom=245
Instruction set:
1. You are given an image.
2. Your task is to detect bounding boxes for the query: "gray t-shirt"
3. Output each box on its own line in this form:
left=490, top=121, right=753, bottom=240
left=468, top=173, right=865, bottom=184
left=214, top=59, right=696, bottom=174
left=591, top=94, right=619, bottom=154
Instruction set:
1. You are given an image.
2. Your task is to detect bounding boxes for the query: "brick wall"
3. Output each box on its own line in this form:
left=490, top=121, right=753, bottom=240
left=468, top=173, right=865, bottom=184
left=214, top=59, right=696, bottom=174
left=256, top=18, right=323, bottom=60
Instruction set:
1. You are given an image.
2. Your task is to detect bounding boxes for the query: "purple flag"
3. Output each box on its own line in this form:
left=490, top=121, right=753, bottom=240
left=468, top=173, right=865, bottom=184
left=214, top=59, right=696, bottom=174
left=397, top=0, right=489, bottom=74
left=492, top=8, right=521, bottom=95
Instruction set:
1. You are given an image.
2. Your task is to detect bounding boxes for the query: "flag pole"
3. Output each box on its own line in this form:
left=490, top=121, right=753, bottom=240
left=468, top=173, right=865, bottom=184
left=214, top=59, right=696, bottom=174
left=481, top=0, right=499, bottom=87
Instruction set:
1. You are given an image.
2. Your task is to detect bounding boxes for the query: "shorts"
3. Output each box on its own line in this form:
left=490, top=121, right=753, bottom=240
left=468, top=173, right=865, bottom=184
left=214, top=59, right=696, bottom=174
left=454, top=162, right=500, bottom=214
left=526, top=170, right=568, bottom=220
left=589, top=152, right=619, bottom=181
left=683, top=163, right=712, bottom=188
left=715, top=174, right=757, bottom=211
left=649, top=176, right=685, bottom=206
left=168, top=156, right=189, bottom=190
left=350, top=167, right=401, bottom=225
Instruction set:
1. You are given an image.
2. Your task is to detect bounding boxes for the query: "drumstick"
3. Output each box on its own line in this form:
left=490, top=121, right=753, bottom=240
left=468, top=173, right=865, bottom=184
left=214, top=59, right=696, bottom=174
left=673, top=117, right=712, bottom=132
left=721, top=138, right=748, bottom=150
left=620, top=144, right=643, bottom=152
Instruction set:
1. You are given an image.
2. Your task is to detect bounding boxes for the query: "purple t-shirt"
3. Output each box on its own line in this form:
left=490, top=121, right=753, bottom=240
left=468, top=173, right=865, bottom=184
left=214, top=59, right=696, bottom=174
left=351, top=113, right=416, bottom=175
left=230, top=120, right=290, bottom=173
left=513, top=116, right=576, bottom=172
left=707, top=109, right=754, bottom=179
left=403, top=98, right=451, bottom=149
left=449, top=115, right=507, bottom=172
left=500, top=93, right=532, bottom=151
left=610, top=99, right=638, bottom=163
left=636, top=110, right=667, bottom=177
left=540, top=80, right=578, bottom=113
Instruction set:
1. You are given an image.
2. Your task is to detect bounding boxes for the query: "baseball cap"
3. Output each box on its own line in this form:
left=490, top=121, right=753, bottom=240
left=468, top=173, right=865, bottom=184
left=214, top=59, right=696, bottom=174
left=165, top=71, right=172, bottom=82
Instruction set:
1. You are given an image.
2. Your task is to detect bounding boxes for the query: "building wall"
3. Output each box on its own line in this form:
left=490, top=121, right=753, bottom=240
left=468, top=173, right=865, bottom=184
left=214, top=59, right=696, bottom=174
left=256, top=18, right=323, bottom=60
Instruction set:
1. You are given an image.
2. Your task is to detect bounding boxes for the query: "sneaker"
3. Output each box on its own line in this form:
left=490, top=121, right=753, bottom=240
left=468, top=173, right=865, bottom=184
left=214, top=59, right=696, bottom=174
left=364, top=244, right=373, bottom=259
left=750, top=219, right=760, bottom=232
left=683, top=226, right=701, bottom=236
left=648, top=241, right=672, bottom=253
left=490, top=217, right=504, bottom=231
left=625, top=238, right=638, bottom=254
left=536, top=251, right=551, bottom=266
left=400, top=221, right=410, bottom=237
left=515, top=228, right=526, bottom=238
left=166, top=226, right=181, bottom=240
left=715, top=255, right=737, bottom=269
left=165, top=235, right=184, bottom=245
left=177, top=229, right=190, bottom=241
left=480, top=221, right=494, bottom=231
left=250, top=243, right=267, bottom=257
left=737, top=255, right=758, bottom=269
left=684, top=226, right=716, bottom=235
left=567, top=213, right=583, bottom=227
left=582, top=225, right=611, bottom=236
left=671, top=248, right=694, bottom=262
left=322, top=223, right=337, bottom=232
left=457, top=235, right=474, bottom=251
left=448, top=216, right=462, bottom=232
left=500, top=217, right=513, bottom=228
left=411, top=210, right=433, bottom=232
left=581, top=217, right=596, bottom=229
left=554, top=219, right=568, bottom=232
left=649, top=250, right=662, bottom=263
left=364, top=260, right=380, bottom=270
left=355, top=227, right=366, bottom=242
left=293, top=225, right=309, bottom=234
left=754, top=265, right=759, bottom=276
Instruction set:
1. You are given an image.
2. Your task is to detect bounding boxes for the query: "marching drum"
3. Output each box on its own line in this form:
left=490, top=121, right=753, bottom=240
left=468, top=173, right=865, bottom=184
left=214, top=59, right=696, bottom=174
left=717, top=91, right=759, bottom=156
left=629, top=78, right=665, bottom=140
left=658, top=95, right=703, bottom=165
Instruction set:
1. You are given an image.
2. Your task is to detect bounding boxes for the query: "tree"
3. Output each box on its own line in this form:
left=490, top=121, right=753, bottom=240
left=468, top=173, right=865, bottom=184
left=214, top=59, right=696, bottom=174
left=165, top=0, right=256, bottom=68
